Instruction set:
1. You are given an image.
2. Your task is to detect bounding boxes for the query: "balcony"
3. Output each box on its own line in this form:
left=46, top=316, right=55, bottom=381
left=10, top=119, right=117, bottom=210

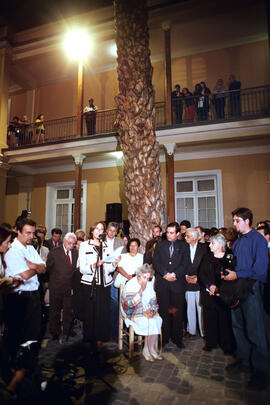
left=5, top=85, right=270, bottom=151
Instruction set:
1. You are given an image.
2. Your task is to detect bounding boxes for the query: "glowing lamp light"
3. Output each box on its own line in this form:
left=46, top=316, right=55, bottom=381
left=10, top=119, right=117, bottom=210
left=111, top=151, right=123, bottom=159
left=63, top=29, right=91, bottom=61
left=109, top=43, right=117, bottom=58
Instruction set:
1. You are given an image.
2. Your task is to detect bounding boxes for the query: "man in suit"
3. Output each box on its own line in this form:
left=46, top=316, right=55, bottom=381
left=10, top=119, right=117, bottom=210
left=47, top=228, right=62, bottom=250
left=153, top=222, right=190, bottom=349
left=46, top=232, right=78, bottom=340
left=106, top=222, right=126, bottom=340
left=184, top=228, right=208, bottom=338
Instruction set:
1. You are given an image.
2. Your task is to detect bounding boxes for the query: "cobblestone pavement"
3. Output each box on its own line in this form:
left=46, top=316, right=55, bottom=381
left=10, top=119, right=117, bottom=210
left=39, top=324, right=270, bottom=405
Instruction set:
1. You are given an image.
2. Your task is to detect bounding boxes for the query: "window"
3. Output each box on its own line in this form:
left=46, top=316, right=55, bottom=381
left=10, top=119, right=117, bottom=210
left=175, top=170, right=224, bottom=228
left=46, top=181, right=86, bottom=235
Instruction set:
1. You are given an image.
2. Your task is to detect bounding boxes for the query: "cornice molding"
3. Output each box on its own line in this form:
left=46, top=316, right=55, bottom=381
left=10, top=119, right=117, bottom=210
left=9, top=143, right=269, bottom=176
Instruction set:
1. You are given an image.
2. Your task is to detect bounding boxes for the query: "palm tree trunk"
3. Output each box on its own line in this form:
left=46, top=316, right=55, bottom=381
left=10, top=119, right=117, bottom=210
left=114, top=0, right=167, bottom=246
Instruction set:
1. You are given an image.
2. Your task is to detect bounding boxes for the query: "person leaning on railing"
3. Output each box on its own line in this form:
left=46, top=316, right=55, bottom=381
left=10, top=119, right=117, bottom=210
left=35, top=114, right=45, bottom=144
left=84, top=98, right=98, bottom=135
left=212, top=79, right=227, bottom=119
left=182, top=88, right=196, bottom=123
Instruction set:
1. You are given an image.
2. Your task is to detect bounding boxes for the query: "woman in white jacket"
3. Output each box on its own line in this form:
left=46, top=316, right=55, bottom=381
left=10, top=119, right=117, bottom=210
left=79, top=221, right=120, bottom=355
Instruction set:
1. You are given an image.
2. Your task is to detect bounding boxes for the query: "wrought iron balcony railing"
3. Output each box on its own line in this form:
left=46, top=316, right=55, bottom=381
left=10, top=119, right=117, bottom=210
left=6, top=85, right=270, bottom=149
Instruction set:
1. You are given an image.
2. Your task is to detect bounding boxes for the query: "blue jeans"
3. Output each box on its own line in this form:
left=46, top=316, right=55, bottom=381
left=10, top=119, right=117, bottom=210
left=110, top=284, right=119, bottom=339
left=231, top=281, right=269, bottom=374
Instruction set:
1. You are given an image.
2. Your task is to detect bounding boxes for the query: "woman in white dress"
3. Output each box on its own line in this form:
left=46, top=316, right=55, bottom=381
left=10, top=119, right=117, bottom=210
left=114, top=238, right=143, bottom=288
left=121, top=264, right=163, bottom=361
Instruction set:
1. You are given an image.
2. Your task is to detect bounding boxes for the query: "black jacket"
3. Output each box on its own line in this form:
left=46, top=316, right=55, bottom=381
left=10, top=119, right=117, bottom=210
left=153, top=239, right=190, bottom=294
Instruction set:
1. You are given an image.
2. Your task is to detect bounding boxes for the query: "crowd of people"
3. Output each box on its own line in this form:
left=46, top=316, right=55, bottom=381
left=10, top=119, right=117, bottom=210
left=0, top=207, right=269, bottom=400
left=7, top=114, right=45, bottom=148
left=6, top=75, right=242, bottom=149
left=171, top=74, right=242, bottom=123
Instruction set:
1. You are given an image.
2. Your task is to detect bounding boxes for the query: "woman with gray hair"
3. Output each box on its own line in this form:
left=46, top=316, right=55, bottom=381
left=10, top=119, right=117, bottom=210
left=198, top=233, right=235, bottom=354
left=121, top=263, right=163, bottom=361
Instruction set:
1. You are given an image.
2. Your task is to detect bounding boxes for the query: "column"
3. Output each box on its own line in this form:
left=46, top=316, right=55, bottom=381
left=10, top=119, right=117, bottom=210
left=77, top=61, right=84, bottom=137
left=16, top=176, right=34, bottom=215
left=0, top=28, right=11, bottom=152
left=0, top=159, right=9, bottom=224
left=162, top=21, right=172, bottom=126
left=72, top=154, right=86, bottom=231
left=26, top=89, right=36, bottom=123
left=164, top=143, right=176, bottom=222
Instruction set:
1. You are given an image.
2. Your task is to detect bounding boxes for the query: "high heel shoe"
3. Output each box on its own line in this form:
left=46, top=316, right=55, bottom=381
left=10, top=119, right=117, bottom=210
left=142, top=349, right=154, bottom=362
left=151, top=351, right=164, bottom=360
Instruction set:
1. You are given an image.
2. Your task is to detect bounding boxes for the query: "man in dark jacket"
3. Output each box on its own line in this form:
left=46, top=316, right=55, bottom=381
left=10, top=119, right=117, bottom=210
left=153, top=222, right=190, bottom=349
left=47, top=232, right=78, bottom=340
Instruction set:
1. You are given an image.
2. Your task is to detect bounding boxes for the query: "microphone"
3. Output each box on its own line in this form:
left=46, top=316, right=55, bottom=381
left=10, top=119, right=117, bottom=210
left=98, top=233, right=106, bottom=242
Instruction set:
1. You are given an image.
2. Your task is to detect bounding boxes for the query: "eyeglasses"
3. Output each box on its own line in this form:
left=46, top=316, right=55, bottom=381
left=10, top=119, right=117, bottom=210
left=233, top=218, right=244, bottom=224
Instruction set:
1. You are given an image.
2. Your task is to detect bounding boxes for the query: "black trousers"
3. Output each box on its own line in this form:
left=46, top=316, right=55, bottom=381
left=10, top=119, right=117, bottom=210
left=202, top=305, right=235, bottom=353
left=156, top=284, right=185, bottom=345
left=49, top=290, right=73, bottom=336
left=3, top=291, right=41, bottom=358
left=81, top=283, right=110, bottom=343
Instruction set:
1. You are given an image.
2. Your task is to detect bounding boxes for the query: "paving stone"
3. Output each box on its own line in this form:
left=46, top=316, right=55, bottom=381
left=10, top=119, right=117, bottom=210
left=224, top=389, right=244, bottom=400
left=225, top=401, right=243, bottom=405
left=212, top=367, right=224, bottom=374
left=210, top=374, right=224, bottom=381
left=225, top=381, right=243, bottom=390
left=197, top=368, right=210, bottom=376
left=38, top=325, right=270, bottom=405
left=177, top=386, right=191, bottom=395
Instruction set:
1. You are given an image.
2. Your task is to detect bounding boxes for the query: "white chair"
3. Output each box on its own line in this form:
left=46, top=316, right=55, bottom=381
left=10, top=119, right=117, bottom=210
left=118, top=284, right=143, bottom=358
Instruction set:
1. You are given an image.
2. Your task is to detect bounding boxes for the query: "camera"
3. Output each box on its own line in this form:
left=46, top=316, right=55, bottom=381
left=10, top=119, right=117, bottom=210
left=220, top=253, right=236, bottom=276
left=15, top=341, right=39, bottom=371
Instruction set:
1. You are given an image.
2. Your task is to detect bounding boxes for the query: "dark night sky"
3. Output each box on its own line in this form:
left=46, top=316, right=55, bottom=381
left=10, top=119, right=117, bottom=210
left=0, top=0, right=113, bottom=32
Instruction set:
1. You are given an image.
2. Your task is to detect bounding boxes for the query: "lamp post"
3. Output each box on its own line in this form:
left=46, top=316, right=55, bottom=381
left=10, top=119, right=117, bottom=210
left=63, top=29, right=91, bottom=230
left=63, top=29, right=91, bottom=138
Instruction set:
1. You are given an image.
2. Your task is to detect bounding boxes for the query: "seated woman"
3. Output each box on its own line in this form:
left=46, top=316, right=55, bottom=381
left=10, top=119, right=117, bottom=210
left=121, top=264, right=163, bottom=361
left=114, top=238, right=143, bottom=288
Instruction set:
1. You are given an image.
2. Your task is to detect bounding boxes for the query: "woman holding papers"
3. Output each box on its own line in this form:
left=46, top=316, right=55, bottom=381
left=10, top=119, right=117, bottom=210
left=79, top=221, right=120, bottom=356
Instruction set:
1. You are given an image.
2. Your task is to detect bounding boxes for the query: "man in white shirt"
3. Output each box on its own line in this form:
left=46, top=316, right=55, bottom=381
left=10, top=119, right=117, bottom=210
left=184, top=228, right=207, bottom=338
left=4, top=218, right=46, bottom=358
left=84, top=98, right=98, bottom=135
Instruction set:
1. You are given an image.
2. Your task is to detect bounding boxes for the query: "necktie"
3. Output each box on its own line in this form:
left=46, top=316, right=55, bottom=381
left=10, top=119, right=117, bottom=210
left=169, top=242, right=174, bottom=258
left=66, top=251, right=72, bottom=269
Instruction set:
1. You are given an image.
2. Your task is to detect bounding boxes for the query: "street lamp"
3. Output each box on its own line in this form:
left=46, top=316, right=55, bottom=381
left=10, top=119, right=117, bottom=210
left=63, top=28, right=91, bottom=138
left=63, top=29, right=91, bottom=231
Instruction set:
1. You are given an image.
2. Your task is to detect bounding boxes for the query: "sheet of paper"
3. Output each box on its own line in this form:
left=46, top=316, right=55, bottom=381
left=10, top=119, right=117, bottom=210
left=104, top=246, right=124, bottom=263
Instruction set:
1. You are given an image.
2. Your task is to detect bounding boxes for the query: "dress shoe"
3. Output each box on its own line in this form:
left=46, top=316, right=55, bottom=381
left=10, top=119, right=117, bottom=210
left=202, top=345, right=212, bottom=352
left=184, top=332, right=196, bottom=339
left=63, top=330, right=77, bottom=337
left=151, top=351, right=164, bottom=360
left=142, top=348, right=154, bottom=362
left=226, top=360, right=249, bottom=374
left=247, top=372, right=268, bottom=391
left=174, top=342, right=185, bottom=350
